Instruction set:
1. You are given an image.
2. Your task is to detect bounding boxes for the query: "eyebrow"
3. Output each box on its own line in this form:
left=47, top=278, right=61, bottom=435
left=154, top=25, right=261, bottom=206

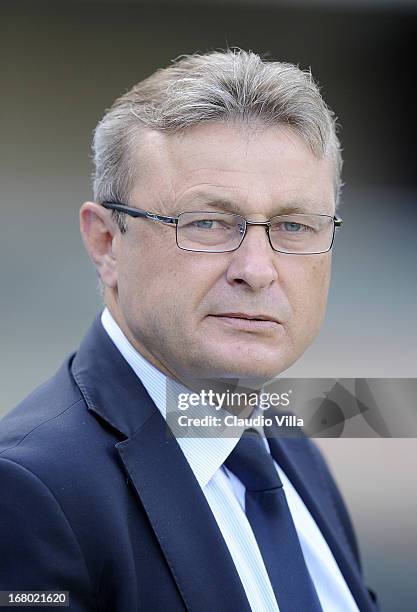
left=173, top=192, right=240, bottom=214
left=174, top=196, right=319, bottom=216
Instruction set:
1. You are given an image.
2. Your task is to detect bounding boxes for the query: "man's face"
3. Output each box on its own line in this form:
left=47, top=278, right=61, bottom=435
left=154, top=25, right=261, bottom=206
left=108, top=122, right=335, bottom=381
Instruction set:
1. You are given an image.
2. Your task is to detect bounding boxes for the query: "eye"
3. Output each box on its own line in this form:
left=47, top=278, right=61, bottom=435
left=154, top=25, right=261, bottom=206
left=186, top=218, right=236, bottom=231
left=270, top=217, right=321, bottom=239
left=272, top=221, right=311, bottom=233
left=192, top=219, right=217, bottom=229
left=282, top=222, right=304, bottom=232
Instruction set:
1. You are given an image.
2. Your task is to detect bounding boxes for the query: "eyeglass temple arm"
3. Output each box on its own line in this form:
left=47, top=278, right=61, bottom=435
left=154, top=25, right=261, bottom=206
left=101, top=202, right=177, bottom=225
left=334, top=215, right=343, bottom=227
left=102, top=202, right=148, bottom=218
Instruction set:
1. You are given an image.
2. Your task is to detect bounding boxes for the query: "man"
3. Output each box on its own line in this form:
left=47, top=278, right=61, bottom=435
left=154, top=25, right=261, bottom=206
left=0, top=50, right=378, bottom=611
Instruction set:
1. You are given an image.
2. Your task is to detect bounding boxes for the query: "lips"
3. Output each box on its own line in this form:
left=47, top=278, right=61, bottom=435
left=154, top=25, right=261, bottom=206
left=213, top=312, right=280, bottom=323
left=209, top=312, right=281, bottom=331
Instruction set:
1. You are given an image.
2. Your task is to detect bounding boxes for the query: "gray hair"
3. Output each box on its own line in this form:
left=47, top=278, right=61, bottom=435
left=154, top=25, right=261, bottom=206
left=92, top=49, right=342, bottom=232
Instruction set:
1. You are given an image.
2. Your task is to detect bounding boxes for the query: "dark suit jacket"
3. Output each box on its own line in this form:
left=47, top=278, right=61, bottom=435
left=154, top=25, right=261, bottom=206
left=0, top=316, right=378, bottom=611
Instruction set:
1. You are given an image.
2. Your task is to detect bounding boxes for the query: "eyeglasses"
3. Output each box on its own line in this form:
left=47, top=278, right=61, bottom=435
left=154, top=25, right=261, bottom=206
left=101, top=202, right=343, bottom=255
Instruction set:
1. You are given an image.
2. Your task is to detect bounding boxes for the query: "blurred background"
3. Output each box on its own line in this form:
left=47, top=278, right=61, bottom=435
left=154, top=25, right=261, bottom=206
left=1, top=0, right=416, bottom=609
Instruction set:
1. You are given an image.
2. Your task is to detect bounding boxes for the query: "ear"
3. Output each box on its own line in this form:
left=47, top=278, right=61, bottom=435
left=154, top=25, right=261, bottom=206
left=79, top=202, right=120, bottom=288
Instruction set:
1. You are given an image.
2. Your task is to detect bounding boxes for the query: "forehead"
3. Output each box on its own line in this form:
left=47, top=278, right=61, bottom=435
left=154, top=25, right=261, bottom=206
left=132, top=122, right=335, bottom=215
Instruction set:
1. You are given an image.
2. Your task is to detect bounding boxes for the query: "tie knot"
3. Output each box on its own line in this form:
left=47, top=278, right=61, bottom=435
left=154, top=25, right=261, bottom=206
left=224, top=429, right=283, bottom=492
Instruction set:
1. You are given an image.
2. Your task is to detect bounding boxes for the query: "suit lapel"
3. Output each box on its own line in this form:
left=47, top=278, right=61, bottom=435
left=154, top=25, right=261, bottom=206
left=71, top=317, right=251, bottom=612
left=267, top=428, right=375, bottom=612
left=116, top=412, right=251, bottom=612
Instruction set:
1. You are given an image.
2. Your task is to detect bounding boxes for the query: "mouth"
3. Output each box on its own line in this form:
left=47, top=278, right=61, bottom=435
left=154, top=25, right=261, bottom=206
left=208, top=312, right=281, bottom=331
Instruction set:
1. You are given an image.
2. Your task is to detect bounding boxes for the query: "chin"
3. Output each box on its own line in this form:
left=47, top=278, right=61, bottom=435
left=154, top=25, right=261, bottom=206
left=222, top=363, right=288, bottom=380
left=192, top=348, right=293, bottom=381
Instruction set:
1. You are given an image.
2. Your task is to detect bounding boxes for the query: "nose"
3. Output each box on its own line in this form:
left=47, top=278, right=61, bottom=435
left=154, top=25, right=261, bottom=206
left=226, top=224, right=279, bottom=290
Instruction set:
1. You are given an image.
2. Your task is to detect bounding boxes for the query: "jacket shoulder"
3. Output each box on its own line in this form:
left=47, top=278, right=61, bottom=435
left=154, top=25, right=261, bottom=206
left=0, top=353, right=84, bottom=456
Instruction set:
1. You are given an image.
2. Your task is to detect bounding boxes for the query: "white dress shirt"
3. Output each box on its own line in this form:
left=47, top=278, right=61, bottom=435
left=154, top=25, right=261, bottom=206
left=101, top=308, right=359, bottom=612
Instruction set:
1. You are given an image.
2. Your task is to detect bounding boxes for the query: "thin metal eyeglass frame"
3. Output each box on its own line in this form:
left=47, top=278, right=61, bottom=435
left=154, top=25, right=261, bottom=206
left=101, top=201, right=343, bottom=255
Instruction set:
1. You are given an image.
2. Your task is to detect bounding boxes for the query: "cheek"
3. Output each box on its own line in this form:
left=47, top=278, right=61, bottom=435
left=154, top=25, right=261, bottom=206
left=287, top=255, right=331, bottom=324
left=118, top=232, right=224, bottom=323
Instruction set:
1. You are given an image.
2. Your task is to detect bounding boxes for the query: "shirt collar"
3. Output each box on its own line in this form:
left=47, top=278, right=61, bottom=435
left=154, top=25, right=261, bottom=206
left=101, top=307, right=240, bottom=488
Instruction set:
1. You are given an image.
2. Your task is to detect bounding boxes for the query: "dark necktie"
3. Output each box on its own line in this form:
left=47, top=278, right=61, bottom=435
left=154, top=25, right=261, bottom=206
left=224, top=429, right=323, bottom=612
